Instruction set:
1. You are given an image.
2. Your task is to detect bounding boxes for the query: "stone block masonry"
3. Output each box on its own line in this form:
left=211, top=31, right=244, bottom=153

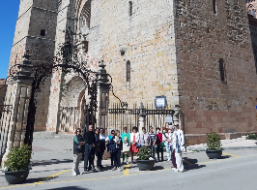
left=174, top=0, right=257, bottom=144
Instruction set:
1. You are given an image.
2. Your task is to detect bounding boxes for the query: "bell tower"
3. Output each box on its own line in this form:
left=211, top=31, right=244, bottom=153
left=8, top=0, right=59, bottom=130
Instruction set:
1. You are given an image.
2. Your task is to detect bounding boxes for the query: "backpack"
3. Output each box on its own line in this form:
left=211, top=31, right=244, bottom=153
left=109, top=137, right=117, bottom=153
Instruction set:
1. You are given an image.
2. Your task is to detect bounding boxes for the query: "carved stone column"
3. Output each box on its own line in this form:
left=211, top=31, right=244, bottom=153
left=96, top=61, right=111, bottom=129
left=1, top=52, right=34, bottom=166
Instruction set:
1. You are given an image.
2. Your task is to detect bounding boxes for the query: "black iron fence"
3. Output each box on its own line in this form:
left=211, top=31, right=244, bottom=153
left=107, top=103, right=175, bottom=134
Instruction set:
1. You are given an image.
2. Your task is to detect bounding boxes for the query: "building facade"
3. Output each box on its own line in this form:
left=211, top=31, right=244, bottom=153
left=3, top=0, right=257, bottom=145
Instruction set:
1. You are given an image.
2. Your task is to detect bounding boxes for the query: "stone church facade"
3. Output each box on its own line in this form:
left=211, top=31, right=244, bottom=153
left=4, top=0, right=257, bottom=145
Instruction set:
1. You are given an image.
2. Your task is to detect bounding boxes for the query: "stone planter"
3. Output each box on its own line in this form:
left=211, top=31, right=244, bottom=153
left=136, top=160, right=156, bottom=170
left=206, top=149, right=222, bottom=159
left=3, top=170, right=29, bottom=184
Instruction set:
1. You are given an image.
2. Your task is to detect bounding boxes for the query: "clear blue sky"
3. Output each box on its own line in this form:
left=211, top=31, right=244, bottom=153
left=0, top=0, right=20, bottom=79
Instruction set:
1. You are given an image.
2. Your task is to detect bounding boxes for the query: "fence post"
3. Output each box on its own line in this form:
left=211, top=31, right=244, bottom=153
left=138, top=102, right=146, bottom=134
left=96, top=61, right=111, bottom=129
left=173, top=105, right=181, bottom=125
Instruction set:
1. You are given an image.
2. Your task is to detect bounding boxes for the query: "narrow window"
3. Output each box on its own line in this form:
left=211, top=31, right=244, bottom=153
left=253, top=10, right=256, bottom=18
left=253, top=44, right=257, bottom=73
left=126, top=61, right=131, bottom=82
left=40, top=29, right=46, bottom=36
left=213, top=0, right=216, bottom=14
left=129, top=1, right=133, bottom=16
left=219, top=58, right=227, bottom=84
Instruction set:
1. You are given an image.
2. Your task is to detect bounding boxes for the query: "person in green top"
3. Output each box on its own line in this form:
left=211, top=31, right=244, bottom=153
left=73, top=128, right=85, bottom=176
left=121, top=127, right=130, bottom=164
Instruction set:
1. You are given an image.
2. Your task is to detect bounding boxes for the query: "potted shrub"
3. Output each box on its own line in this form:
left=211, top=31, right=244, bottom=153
left=2, top=144, right=32, bottom=184
left=136, top=146, right=156, bottom=170
left=205, top=132, right=222, bottom=159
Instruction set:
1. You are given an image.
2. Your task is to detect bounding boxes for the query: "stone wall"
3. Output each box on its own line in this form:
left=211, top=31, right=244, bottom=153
left=174, top=0, right=257, bottom=144
left=89, top=0, right=179, bottom=108
left=46, top=0, right=76, bottom=132
left=45, top=0, right=257, bottom=142
left=0, top=79, right=7, bottom=104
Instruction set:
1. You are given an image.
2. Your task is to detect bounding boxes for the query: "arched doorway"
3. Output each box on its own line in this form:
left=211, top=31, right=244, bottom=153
left=58, top=76, right=86, bottom=133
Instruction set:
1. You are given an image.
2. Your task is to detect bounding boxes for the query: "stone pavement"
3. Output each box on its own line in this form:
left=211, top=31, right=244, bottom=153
left=187, top=135, right=257, bottom=151
left=0, top=132, right=256, bottom=189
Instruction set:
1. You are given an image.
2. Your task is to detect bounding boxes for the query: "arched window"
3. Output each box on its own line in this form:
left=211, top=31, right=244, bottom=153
left=126, top=61, right=131, bottom=82
left=129, top=1, right=133, bottom=16
left=79, top=1, right=91, bottom=35
left=252, top=44, right=257, bottom=73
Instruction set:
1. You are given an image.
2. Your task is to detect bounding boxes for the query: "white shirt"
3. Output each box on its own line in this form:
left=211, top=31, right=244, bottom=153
left=177, top=129, right=185, bottom=146
left=130, top=132, right=140, bottom=144
left=99, top=134, right=106, bottom=141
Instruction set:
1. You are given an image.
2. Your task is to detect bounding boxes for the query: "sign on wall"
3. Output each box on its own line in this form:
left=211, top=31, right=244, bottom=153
left=155, top=96, right=167, bottom=110
left=165, top=116, right=173, bottom=123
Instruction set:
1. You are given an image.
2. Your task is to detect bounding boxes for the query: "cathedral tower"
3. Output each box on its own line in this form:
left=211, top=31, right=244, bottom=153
left=8, top=0, right=59, bottom=130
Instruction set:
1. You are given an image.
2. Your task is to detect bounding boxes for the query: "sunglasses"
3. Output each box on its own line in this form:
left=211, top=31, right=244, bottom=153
left=77, top=131, right=81, bottom=132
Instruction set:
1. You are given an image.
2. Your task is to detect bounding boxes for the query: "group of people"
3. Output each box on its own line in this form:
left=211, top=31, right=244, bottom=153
left=72, top=123, right=185, bottom=176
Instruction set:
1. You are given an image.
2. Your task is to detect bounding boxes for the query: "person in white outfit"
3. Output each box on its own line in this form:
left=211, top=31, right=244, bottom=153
left=172, top=123, right=185, bottom=172
left=162, top=127, right=171, bottom=161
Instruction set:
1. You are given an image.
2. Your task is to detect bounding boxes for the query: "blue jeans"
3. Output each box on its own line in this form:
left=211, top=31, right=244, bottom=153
left=84, top=144, right=95, bottom=171
left=97, top=151, right=104, bottom=167
left=114, top=149, right=121, bottom=167
left=165, top=142, right=171, bottom=160
left=150, top=145, right=156, bottom=159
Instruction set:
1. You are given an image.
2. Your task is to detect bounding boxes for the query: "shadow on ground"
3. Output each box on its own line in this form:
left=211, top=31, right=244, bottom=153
left=151, top=166, right=165, bottom=171
left=183, top=157, right=206, bottom=172
left=46, top=187, right=90, bottom=190
left=24, top=176, right=59, bottom=184
left=32, top=159, right=73, bottom=166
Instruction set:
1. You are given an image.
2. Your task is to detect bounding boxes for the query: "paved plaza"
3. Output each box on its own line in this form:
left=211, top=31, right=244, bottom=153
left=0, top=132, right=256, bottom=190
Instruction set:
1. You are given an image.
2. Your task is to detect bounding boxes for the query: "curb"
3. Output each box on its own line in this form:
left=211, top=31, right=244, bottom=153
left=187, top=146, right=257, bottom=151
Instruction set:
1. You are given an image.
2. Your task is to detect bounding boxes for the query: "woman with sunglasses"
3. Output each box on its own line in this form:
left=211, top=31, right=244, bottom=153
left=72, top=128, right=85, bottom=176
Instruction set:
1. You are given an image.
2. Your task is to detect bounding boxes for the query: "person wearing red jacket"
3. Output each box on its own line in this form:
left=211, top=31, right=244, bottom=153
left=156, top=127, right=164, bottom=161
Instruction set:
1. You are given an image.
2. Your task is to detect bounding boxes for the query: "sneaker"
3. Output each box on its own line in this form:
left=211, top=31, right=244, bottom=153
left=167, top=159, right=171, bottom=162
left=126, top=161, right=130, bottom=165
left=173, top=168, right=178, bottom=172
left=72, top=172, right=77, bottom=176
left=112, top=167, right=117, bottom=171
left=118, top=167, right=123, bottom=172
left=81, top=171, right=89, bottom=175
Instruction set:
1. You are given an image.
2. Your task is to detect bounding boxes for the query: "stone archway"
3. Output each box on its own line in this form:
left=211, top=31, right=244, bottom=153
left=58, top=76, right=86, bottom=132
